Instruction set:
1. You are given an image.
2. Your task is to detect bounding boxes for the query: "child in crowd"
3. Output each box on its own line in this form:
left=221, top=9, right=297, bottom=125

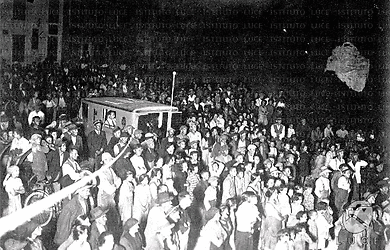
left=315, top=202, right=333, bottom=250
left=287, top=193, right=305, bottom=227
left=293, top=223, right=314, bottom=250
left=274, top=228, right=293, bottom=250
left=2, top=165, right=25, bottom=216
left=303, top=184, right=315, bottom=211
left=307, top=210, right=318, bottom=250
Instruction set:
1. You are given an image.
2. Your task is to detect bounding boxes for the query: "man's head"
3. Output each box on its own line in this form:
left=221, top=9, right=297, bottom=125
left=69, top=147, right=79, bottom=160
left=93, top=120, right=103, bottom=131
left=32, top=116, right=41, bottom=126
left=229, top=166, right=237, bottom=177
left=113, top=127, right=121, bottom=138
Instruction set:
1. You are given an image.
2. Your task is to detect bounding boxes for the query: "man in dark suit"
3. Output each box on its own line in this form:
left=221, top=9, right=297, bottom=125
left=87, top=119, right=107, bottom=171
left=47, top=138, right=69, bottom=192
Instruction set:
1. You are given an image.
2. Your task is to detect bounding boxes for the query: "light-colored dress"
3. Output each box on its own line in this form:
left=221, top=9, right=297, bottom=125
left=132, top=184, right=152, bottom=222
left=118, top=179, right=135, bottom=225
left=3, top=177, right=24, bottom=216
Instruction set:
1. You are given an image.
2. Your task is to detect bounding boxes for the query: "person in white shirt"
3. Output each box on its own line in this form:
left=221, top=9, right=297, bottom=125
left=28, top=103, right=45, bottom=125
left=187, top=122, right=202, bottom=143
left=9, top=128, right=31, bottom=161
left=348, top=152, right=367, bottom=200
left=323, top=123, right=334, bottom=139
left=270, top=118, right=285, bottom=149
left=328, top=149, right=345, bottom=171
left=235, top=191, right=260, bottom=250
left=104, top=110, right=117, bottom=129
left=336, top=124, right=348, bottom=139
left=334, top=164, right=353, bottom=216
left=287, top=124, right=295, bottom=139
left=97, top=153, right=122, bottom=208
left=130, top=144, right=147, bottom=179
left=62, top=147, right=82, bottom=186
left=314, top=167, right=332, bottom=203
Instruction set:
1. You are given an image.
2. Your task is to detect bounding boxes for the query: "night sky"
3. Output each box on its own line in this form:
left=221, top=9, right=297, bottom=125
left=65, top=0, right=386, bottom=130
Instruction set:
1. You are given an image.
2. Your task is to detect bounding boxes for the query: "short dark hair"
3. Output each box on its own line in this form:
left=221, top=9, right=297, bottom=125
left=72, top=225, right=88, bottom=240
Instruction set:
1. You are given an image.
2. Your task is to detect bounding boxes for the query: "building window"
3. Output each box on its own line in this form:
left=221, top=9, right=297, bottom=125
left=48, top=0, right=59, bottom=23
left=13, top=0, right=26, bottom=20
left=12, top=35, right=25, bottom=62
left=47, top=36, right=58, bottom=61
left=32, top=28, right=38, bottom=50
left=49, top=24, right=58, bottom=35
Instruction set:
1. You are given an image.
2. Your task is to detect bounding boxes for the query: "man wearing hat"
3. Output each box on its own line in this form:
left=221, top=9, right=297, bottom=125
left=113, top=131, right=130, bottom=157
left=314, top=166, right=332, bottom=203
left=55, top=184, right=92, bottom=245
left=142, top=133, right=158, bottom=170
left=130, top=129, right=143, bottom=148
left=144, top=192, right=174, bottom=250
left=232, top=130, right=250, bottom=156
left=334, top=164, right=353, bottom=216
left=64, top=123, right=83, bottom=153
left=270, top=117, right=285, bottom=150
left=87, top=119, right=107, bottom=171
left=89, top=206, right=109, bottom=249
left=120, top=218, right=143, bottom=250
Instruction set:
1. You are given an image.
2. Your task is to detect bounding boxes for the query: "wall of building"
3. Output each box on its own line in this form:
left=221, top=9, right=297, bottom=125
left=0, top=0, right=63, bottom=65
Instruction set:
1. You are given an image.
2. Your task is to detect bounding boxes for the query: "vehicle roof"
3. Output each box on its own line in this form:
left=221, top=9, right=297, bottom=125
left=82, top=97, right=179, bottom=113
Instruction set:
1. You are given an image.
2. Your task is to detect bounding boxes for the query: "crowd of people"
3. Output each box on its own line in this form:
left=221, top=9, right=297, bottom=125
left=0, top=61, right=390, bottom=250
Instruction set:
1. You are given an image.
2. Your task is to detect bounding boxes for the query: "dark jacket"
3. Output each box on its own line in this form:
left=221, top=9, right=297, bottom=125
left=47, top=149, right=69, bottom=181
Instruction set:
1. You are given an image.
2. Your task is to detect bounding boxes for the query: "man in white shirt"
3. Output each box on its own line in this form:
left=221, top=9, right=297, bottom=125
left=336, top=124, right=348, bottom=139
left=61, top=147, right=82, bottom=187
left=315, top=167, right=332, bottom=203
left=187, top=122, right=202, bottom=143
left=28, top=103, right=45, bottom=125
left=270, top=117, right=285, bottom=149
left=348, top=152, right=367, bottom=200
left=10, top=128, right=31, bottom=159
left=328, top=149, right=345, bottom=171
left=235, top=192, right=260, bottom=250
left=335, top=164, right=352, bottom=216
left=130, top=144, right=147, bottom=179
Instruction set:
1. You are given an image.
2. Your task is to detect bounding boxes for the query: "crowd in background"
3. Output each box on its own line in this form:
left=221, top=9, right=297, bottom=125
left=0, top=61, right=390, bottom=250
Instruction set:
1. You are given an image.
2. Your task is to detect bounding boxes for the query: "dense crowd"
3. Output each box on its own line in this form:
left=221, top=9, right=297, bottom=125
left=0, top=61, right=390, bottom=250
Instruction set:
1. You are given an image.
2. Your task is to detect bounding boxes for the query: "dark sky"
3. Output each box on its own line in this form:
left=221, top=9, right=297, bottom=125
left=67, top=0, right=386, bottom=128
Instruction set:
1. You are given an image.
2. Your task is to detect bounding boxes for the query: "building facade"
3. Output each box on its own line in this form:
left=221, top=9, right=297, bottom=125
left=0, top=0, right=63, bottom=65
